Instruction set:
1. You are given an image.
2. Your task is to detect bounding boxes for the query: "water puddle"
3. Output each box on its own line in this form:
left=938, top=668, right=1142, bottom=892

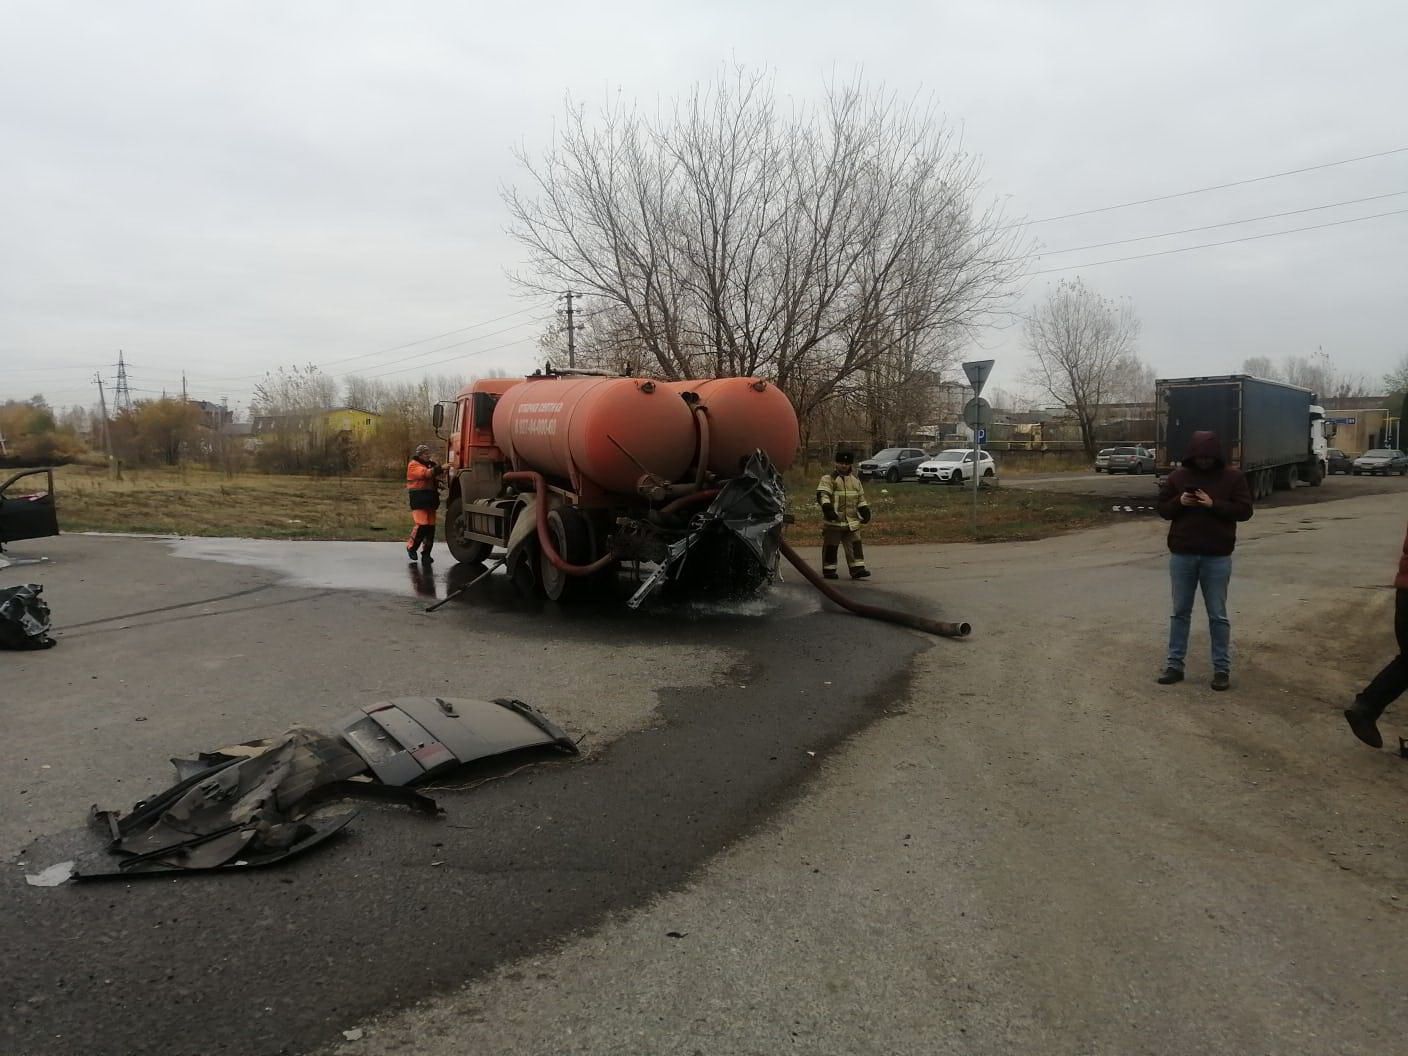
left=170, top=538, right=819, bottom=619
left=171, top=538, right=466, bottom=595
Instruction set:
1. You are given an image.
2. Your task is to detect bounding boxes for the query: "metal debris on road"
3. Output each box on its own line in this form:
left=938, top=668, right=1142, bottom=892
left=28, top=697, right=579, bottom=885
left=78, top=727, right=372, bottom=881
left=333, top=697, right=579, bottom=786
left=0, top=583, right=57, bottom=649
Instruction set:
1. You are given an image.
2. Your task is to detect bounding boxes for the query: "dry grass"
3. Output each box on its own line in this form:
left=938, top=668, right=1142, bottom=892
left=783, top=474, right=1112, bottom=544
left=47, top=465, right=407, bottom=539
left=39, top=464, right=1112, bottom=545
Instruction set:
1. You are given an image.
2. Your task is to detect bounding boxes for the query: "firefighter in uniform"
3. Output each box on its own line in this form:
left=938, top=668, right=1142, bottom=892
left=817, top=450, right=871, bottom=580
left=405, top=444, right=442, bottom=562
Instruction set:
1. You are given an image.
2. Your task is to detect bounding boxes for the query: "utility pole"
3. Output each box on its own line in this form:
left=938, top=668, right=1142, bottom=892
left=94, top=372, right=115, bottom=472
left=562, top=290, right=583, bottom=369
left=181, top=372, right=188, bottom=402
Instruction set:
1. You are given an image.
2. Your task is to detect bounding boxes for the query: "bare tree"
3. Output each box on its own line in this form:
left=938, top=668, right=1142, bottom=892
left=1106, top=354, right=1157, bottom=406
left=505, top=66, right=1028, bottom=421
left=986, top=386, right=1037, bottom=412
left=539, top=299, right=653, bottom=376
left=342, top=375, right=387, bottom=414
left=1385, top=352, right=1408, bottom=395
left=1240, top=354, right=1369, bottom=399
left=250, top=365, right=337, bottom=415
left=1282, top=355, right=1368, bottom=399
left=1242, top=356, right=1276, bottom=379
left=1024, top=278, right=1144, bottom=459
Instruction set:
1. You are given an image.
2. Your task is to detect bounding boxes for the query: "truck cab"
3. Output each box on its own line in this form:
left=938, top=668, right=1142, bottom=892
left=431, top=377, right=522, bottom=566
left=1310, top=404, right=1334, bottom=480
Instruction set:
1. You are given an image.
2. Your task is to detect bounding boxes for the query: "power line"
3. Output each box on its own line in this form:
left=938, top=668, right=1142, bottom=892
left=177, top=313, right=549, bottom=386
left=0, top=300, right=552, bottom=383
left=1020, top=145, right=1408, bottom=226
left=1032, top=207, right=1408, bottom=274
left=326, top=317, right=548, bottom=380
left=352, top=335, right=538, bottom=382
left=119, top=320, right=545, bottom=398
left=310, top=303, right=546, bottom=371
left=1039, top=190, right=1408, bottom=256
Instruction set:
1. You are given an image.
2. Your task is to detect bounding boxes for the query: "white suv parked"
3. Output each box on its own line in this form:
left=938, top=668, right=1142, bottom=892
left=917, top=449, right=997, bottom=485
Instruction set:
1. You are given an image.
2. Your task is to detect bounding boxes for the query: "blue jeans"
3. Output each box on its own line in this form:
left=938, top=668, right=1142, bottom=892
left=1167, top=554, right=1232, bottom=674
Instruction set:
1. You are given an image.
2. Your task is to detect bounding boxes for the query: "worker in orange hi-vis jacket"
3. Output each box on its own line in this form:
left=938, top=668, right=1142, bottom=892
left=405, top=444, right=442, bottom=563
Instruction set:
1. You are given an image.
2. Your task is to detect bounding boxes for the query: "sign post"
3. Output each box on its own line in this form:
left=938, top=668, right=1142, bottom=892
left=961, top=358, right=996, bottom=537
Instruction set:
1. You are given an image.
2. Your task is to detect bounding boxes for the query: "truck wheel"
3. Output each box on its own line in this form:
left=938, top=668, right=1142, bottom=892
left=540, top=507, right=604, bottom=602
left=446, top=497, right=491, bottom=565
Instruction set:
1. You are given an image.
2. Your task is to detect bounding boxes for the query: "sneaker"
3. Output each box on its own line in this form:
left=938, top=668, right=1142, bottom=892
left=420, top=552, right=434, bottom=564
left=1156, top=668, right=1184, bottom=685
left=822, top=570, right=839, bottom=580
left=1211, top=671, right=1230, bottom=691
left=850, top=568, right=871, bottom=580
left=1343, top=706, right=1383, bottom=749
left=406, top=547, right=418, bottom=562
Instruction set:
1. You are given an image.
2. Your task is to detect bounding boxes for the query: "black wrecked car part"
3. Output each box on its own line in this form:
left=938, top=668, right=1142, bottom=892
left=52, top=698, right=578, bottom=882
left=76, top=727, right=374, bottom=879
left=0, top=467, right=59, bottom=545
left=628, top=451, right=786, bottom=609
left=0, top=583, right=57, bottom=649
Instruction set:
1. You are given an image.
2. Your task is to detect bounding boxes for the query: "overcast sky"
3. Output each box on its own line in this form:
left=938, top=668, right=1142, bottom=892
left=3, top=0, right=1405, bottom=413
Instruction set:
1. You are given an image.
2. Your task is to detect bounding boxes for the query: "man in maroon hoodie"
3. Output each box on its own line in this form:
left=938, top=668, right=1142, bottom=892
left=1343, top=522, right=1408, bottom=747
left=1155, top=431, right=1254, bottom=690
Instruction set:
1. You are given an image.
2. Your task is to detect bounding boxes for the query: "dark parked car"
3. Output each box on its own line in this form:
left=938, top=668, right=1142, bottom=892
left=858, top=447, right=929, bottom=482
left=1327, top=448, right=1353, bottom=474
left=1351, top=449, right=1408, bottom=476
left=1104, top=446, right=1154, bottom=474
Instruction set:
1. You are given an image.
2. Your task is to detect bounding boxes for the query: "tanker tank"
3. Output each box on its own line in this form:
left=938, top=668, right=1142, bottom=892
left=493, top=376, right=697, bottom=496
left=664, top=378, right=799, bottom=477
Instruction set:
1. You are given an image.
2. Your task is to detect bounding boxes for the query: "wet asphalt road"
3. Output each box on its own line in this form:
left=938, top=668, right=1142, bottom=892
left=1, top=539, right=928, bottom=1056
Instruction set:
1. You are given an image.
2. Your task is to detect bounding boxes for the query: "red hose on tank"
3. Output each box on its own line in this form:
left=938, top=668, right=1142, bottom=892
left=658, top=488, right=721, bottom=518
left=503, top=471, right=617, bottom=577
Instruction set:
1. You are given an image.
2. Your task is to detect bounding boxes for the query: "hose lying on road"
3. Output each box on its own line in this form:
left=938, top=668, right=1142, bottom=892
left=425, top=559, right=505, bottom=613
left=778, top=537, right=971, bottom=639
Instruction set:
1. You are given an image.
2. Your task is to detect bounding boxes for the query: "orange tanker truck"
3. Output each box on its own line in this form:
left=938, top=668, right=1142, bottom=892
left=429, top=369, right=800, bottom=603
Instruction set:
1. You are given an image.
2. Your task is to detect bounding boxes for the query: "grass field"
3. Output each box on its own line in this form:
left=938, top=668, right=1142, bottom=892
left=43, top=465, right=409, bottom=540
left=783, top=472, right=1112, bottom=543
left=30, top=464, right=1113, bottom=545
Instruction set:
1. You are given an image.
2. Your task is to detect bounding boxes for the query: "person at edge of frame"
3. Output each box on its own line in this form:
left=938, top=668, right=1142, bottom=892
left=1343, top=519, right=1408, bottom=748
